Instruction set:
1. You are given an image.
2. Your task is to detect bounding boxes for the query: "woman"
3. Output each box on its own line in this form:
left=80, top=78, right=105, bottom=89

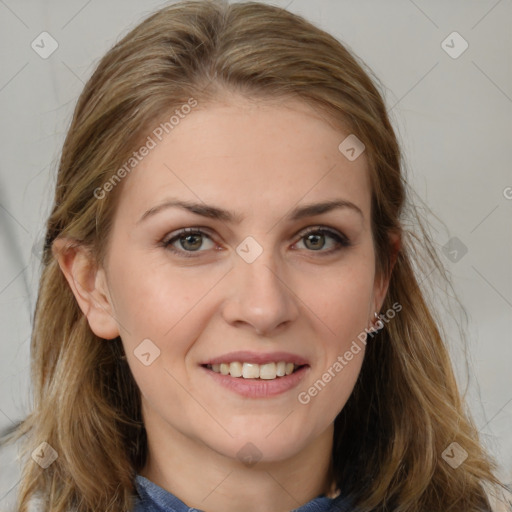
left=0, top=1, right=507, bottom=511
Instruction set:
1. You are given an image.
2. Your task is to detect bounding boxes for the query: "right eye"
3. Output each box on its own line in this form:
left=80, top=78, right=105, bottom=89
left=162, top=227, right=217, bottom=258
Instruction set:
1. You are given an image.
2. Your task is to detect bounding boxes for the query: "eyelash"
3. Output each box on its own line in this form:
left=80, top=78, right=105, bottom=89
left=160, top=226, right=351, bottom=259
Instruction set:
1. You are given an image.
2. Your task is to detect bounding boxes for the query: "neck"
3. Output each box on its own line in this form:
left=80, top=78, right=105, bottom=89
left=139, top=421, right=336, bottom=512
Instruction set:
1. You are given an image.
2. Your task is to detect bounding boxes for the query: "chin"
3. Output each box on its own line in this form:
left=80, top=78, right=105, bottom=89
left=207, top=431, right=311, bottom=465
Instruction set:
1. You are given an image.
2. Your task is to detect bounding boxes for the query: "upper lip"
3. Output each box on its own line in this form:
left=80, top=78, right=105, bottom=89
left=201, top=351, right=309, bottom=366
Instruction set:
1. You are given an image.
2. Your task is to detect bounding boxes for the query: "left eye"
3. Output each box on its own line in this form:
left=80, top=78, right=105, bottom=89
left=162, top=226, right=349, bottom=258
left=293, top=227, right=350, bottom=253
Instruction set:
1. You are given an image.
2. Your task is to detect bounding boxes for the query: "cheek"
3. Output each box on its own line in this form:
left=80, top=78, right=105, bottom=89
left=291, top=259, right=372, bottom=418
left=296, top=259, right=375, bottom=342
left=296, top=282, right=368, bottom=426
left=108, top=247, right=225, bottom=342
left=314, top=285, right=371, bottom=338
left=301, top=353, right=364, bottom=429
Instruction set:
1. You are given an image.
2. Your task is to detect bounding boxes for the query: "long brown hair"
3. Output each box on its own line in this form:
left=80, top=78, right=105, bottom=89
left=1, top=1, right=506, bottom=510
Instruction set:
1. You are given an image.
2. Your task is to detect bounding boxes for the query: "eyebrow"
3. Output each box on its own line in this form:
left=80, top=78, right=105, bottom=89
left=137, top=198, right=364, bottom=224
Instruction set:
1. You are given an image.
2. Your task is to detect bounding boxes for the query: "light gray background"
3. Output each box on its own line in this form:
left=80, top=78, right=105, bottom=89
left=1, top=0, right=511, bottom=507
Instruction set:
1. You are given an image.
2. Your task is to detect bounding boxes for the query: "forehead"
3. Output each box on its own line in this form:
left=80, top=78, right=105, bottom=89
left=115, top=97, right=372, bottom=224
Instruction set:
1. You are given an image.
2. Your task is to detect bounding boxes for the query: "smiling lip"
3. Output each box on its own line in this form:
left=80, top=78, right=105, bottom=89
left=202, top=364, right=309, bottom=398
left=200, top=351, right=310, bottom=398
left=200, top=351, right=309, bottom=366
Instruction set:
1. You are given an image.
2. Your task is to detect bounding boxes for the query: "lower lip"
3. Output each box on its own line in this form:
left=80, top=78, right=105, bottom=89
left=201, top=365, right=309, bottom=398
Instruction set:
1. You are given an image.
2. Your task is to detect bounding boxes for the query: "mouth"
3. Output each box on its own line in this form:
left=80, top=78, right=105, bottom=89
left=202, top=361, right=307, bottom=380
left=200, top=351, right=310, bottom=398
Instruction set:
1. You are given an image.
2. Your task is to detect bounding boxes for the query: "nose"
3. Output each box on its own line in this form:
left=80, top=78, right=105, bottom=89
left=221, top=248, right=300, bottom=337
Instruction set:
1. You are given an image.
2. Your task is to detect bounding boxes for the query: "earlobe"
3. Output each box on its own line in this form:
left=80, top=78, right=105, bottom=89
left=52, top=238, right=120, bottom=340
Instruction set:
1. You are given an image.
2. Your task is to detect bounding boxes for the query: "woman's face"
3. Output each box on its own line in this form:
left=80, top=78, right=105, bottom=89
left=95, top=95, right=389, bottom=464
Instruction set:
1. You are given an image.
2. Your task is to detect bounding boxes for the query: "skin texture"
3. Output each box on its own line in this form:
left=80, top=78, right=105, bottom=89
left=54, top=95, right=395, bottom=512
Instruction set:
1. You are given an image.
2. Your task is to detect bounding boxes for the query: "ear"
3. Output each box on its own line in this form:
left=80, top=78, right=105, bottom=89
left=52, top=238, right=120, bottom=340
left=372, top=230, right=401, bottom=313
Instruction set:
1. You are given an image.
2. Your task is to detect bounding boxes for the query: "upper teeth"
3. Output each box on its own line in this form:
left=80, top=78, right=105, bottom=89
left=208, top=362, right=297, bottom=379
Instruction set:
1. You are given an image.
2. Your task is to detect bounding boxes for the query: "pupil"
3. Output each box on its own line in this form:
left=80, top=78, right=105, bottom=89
left=306, top=233, right=323, bottom=250
left=182, top=234, right=202, bottom=251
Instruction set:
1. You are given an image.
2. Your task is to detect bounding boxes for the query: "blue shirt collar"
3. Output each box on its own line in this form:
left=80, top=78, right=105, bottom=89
left=133, top=474, right=354, bottom=512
